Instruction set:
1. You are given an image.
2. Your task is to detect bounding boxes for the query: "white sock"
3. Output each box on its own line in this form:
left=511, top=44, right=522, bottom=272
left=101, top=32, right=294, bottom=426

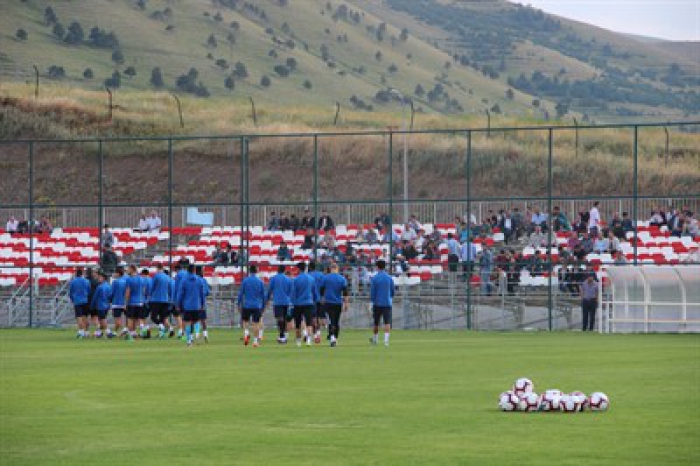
left=159, top=324, right=165, bottom=331
left=244, top=329, right=250, bottom=337
left=177, top=329, right=183, bottom=336
left=331, top=335, right=336, bottom=342
left=253, top=337, right=258, bottom=344
left=384, top=332, right=390, bottom=344
left=203, top=330, right=208, bottom=337
left=259, top=329, right=264, bottom=338
left=121, top=327, right=128, bottom=334
left=302, top=328, right=308, bottom=337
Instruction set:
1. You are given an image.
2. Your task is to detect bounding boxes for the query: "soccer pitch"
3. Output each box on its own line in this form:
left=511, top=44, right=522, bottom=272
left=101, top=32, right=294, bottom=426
left=1, top=330, right=698, bottom=465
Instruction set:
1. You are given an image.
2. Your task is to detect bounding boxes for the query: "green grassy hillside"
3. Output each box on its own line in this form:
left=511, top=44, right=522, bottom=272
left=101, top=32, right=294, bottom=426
left=1, top=0, right=697, bottom=122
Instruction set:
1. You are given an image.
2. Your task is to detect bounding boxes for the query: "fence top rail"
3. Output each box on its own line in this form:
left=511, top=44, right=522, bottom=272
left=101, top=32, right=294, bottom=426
left=1, top=120, right=698, bottom=145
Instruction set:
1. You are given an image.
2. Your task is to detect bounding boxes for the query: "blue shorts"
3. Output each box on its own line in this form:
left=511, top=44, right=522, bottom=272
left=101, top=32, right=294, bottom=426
left=112, top=307, right=125, bottom=318
left=74, top=304, right=88, bottom=318
left=372, top=306, right=392, bottom=326
left=273, top=305, right=291, bottom=320
left=241, top=308, right=262, bottom=323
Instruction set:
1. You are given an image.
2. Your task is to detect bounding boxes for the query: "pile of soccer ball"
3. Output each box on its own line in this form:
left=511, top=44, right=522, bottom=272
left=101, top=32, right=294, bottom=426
left=499, top=378, right=609, bottom=413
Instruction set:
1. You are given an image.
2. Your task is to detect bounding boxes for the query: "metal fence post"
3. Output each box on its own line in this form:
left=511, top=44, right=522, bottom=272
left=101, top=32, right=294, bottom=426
left=239, top=138, right=245, bottom=260
left=633, top=126, right=638, bottom=265
left=28, top=141, right=34, bottom=328
left=98, top=140, right=104, bottom=265
left=388, top=131, right=394, bottom=273
left=547, top=128, right=554, bottom=331
left=167, top=139, right=173, bottom=271
left=313, top=135, right=319, bottom=262
left=466, top=131, right=472, bottom=330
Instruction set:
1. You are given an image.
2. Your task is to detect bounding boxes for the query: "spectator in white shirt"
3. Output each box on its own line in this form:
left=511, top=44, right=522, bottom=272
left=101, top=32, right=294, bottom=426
left=589, top=201, right=601, bottom=237
left=137, top=215, right=148, bottom=232
left=408, top=214, right=422, bottom=233
left=528, top=225, right=547, bottom=248
left=146, top=211, right=162, bottom=232
left=414, top=229, right=426, bottom=252
left=400, top=223, right=417, bottom=243
left=6, top=216, right=19, bottom=234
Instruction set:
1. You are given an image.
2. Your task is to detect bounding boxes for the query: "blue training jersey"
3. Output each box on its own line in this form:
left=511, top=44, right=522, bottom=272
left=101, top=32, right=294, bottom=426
left=370, top=271, right=395, bottom=307
left=149, top=272, right=172, bottom=303
left=237, top=274, right=266, bottom=309
left=322, top=273, right=347, bottom=305
left=126, top=274, right=145, bottom=306
left=177, top=274, right=204, bottom=312
left=310, top=271, right=324, bottom=303
left=69, top=276, right=90, bottom=305
left=266, top=273, right=293, bottom=306
left=110, top=276, right=128, bottom=307
left=291, top=272, right=319, bottom=306
left=91, top=282, right=112, bottom=312
left=197, top=275, right=210, bottom=310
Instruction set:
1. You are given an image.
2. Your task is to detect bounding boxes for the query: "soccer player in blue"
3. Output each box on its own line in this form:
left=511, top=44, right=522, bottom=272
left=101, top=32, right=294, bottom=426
left=90, top=272, right=113, bottom=338
left=110, top=267, right=128, bottom=337
left=124, top=265, right=145, bottom=341
left=321, top=263, right=349, bottom=347
left=172, top=261, right=189, bottom=339
left=177, top=264, right=205, bottom=347
left=370, top=259, right=395, bottom=347
left=291, top=262, right=319, bottom=347
left=237, top=265, right=266, bottom=347
left=69, top=267, right=91, bottom=339
left=149, top=264, right=172, bottom=339
left=139, top=268, right=153, bottom=338
left=308, top=261, right=325, bottom=344
left=195, top=266, right=210, bottom=342
left=266, top=264, right=293, bottom=344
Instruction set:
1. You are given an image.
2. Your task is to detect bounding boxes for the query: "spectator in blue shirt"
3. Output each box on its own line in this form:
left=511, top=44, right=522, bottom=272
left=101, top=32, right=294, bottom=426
left=447, top=233, right=460, bottom=273
left=69, top=268, right=91, bottom=338
left=237, top=265, right=266, bottom=347
left=460, top=239, right=477, bottom=280
left=370, top=259, right=395, bottom=347
left=321, top=263, right=349, bottom=347
left=90, top=272, right=113, bottom=338
left=291, top=262, right=318, bottom=346
left=266, top=265, right=293, bottom=343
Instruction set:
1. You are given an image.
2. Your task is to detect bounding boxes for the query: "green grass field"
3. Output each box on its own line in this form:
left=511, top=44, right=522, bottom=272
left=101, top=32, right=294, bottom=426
left=1, top=330, right=699, bottom=465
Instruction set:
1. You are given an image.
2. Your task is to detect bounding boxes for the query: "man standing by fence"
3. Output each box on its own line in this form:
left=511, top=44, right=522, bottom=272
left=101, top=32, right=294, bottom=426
left=580, top=274, right=599, bottom=331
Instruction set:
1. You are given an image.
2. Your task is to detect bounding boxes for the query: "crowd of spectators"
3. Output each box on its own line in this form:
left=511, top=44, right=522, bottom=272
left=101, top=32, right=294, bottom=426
left=4, top=215, right=53, bottom=235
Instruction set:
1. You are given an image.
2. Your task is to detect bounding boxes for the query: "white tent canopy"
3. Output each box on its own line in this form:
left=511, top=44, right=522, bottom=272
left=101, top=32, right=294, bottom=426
left=602, top=266, right=700, bottom=333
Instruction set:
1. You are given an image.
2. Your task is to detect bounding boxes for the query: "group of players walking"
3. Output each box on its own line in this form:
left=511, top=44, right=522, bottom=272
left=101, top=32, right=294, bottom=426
left=69, top=259, right=395, bottom=348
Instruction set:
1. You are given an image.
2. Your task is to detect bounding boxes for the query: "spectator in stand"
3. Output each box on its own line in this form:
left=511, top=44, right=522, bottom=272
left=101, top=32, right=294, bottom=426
left=608, top=230, right=620, bottom=253
left=622, top=212, right=634, bottom=235
left=374, top=212, right=390, bottom=231
left=478, top=218, right=492, bottom=238
left=588, top=201, right=601, bottom=237
left=101, top=224, right=115, bottom=248
left=456, top=220, right=470, bottom=243
left=277, top=241, right=292, bottom=261
left=609, top=213, right=624, bottom=239
left=593, top=232, right=610, bottom=254
left=38, top=215, right=53, bottom=235
left=424, top=241, right=440, bottom=260
left=365, top=228, right=379, bottom=244
left=580, top=274, right=599, bottom=331
left=100, top=246, right=119, bottom=275
left=580, top=231, right=594, bottom=254
left=614, top=250, right=628, bottom=265
left=573, top=243, right=587, bottom=262
left=320, top=230, right=336, bottom=249
left=511, top=207, right=524, bottom=240
left=400, top=223, right=417, bottom=243
left=212, top=243, right=231, bottom=265
left=649, top=210, right=664, bottom=227
left=17, top=218, right=29, bottom=234
left=558, top=244, right=572, bottom=263
left=137, top=215, right=148, bottom=232
left=528, top=250, right=544, bottom=277
left=317, top=209, right=334, bottom=232
left=408, top=214, right=422, bottom=233
left=266, top=211, right=279, bottom=231
left=460, top=238, right=477, bottom=280
left=288, top=214, right=300, bottom=232
left=300, top=209, right=315, bottom=230
left=528, top=225, right=548, bottom=248
left=354, top=228, right=366, bottom=244
left=382, top=227, right=399, bottom=244
left=403, top=241, right=419, bottom=261
left=669, top=212, right=685, bottom=238
left=505, top=253, right=519, bottom=295
left=576, top=211, right=590, bottom=233
left=6, top=216, right=18, bottom=234
left=146, top=211, right=161, bottom=233
left=500, top=211, right=514, bottom=244
left=279, top=212, right=290, bottom=231
left=552, top=206, right=571, bottom=232
left=495, top=248, right=509, bottom=270
left=429, top=227, right=442, bottom=243
left=414, top=228, right=426, bottom=252
left=530, top=206, right=548, bottom=233
left=301, top=228, right=315, bottom=250
left=567, top=231, right=580, bottom=250
left=446, top=233, right=460, bottom=273
left=685, top=212, right=699, bottom=237
left=478, top=245, right=494, bottom=295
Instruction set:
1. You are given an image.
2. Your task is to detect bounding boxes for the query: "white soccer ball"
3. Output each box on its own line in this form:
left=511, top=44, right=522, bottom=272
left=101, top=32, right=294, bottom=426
left=539, top=390, right=562, bottom=412
left=588, top=392, right=610, bottom=412
left=560, top=395, right=583, bottom=413
left=518, top=392, right=541, bottom=412
left=512, top=378, right=534, bottom=397
left=570, top=391, right=589, bottom=411
left=499, top=391, right=520, bottom=412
